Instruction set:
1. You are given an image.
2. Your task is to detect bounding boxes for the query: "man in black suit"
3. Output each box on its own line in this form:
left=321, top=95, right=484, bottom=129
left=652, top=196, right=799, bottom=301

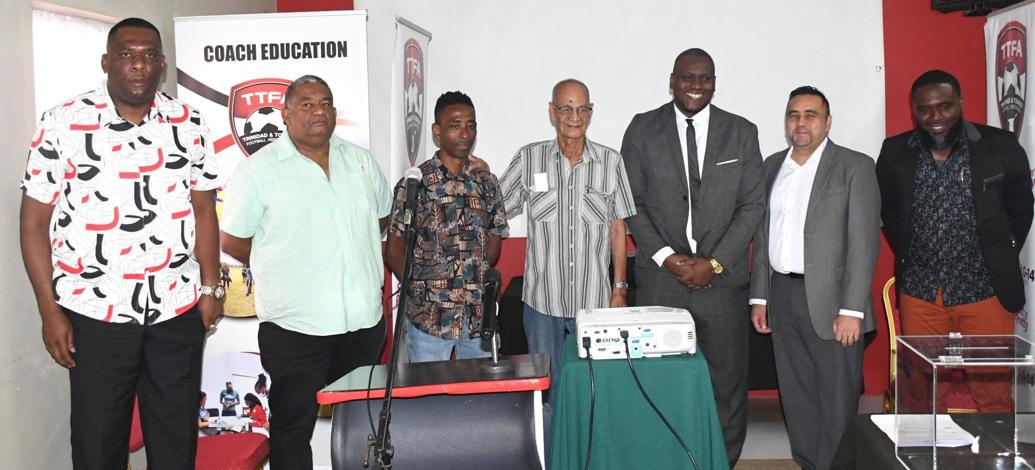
left=621, top=48, right=765, bottom=465
left=876, top=70, right=1033, bottom=412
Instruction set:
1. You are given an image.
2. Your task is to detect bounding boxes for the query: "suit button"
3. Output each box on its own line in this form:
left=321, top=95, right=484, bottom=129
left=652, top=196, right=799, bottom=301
left=682, top=195, right=688, bottom=201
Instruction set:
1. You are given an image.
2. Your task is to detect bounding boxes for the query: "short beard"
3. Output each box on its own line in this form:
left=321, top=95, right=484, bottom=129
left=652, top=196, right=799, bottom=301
left=919, top=120, right=963, bottom=150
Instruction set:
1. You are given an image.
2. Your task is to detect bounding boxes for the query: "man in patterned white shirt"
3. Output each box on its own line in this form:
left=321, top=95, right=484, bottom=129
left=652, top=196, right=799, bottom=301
left=19, top=18, right=222, bottom=470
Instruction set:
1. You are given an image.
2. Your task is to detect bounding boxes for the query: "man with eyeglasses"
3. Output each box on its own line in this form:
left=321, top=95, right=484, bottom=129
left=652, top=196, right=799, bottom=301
left=220, top=75, right=391, bottom=468
left=620, top=48, right=765, bottom=466
left=497, top=79, right=636, bottom=451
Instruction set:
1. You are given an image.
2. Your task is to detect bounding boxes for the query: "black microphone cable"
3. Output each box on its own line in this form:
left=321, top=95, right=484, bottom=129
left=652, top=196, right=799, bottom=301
left=582, top=337, right=596, bottom=470
left=620, top=330, right=700, bottom=470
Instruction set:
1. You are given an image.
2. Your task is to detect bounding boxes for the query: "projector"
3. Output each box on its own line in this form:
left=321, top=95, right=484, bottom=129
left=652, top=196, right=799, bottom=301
left=575, top=306, right=696, bottom=360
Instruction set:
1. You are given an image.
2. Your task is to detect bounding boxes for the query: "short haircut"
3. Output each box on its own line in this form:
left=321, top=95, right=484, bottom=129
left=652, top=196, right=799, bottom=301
left=199, top=391, right=206, bottom=401
left=434, top=91, right=475, bottom=122
left=551, top=78, right=589, bottom=103
left=672, top=48, right=714, bottom=72
left=285, top=74, right=331, bottom=105
left=108, top=18, right=161, bottom=42
left=789, top=85, right=831, bottom=114
left=911, top=69, right=961, bottom=98
left=226, top=381, right=232, bottom=386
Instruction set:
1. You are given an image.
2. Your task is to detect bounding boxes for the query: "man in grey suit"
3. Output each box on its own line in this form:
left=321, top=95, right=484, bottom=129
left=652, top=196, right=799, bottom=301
left=621, top=48, right=765, bottom=465
left=750, top=86, right=880, bottom=470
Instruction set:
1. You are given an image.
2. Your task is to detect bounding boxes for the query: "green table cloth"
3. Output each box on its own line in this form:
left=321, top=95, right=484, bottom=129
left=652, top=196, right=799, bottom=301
left=550, top=335, right=729, bottom=470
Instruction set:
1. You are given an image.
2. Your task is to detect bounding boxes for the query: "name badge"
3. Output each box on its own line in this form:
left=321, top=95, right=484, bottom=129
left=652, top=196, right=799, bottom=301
left=532, top=172, right=549, bottom=192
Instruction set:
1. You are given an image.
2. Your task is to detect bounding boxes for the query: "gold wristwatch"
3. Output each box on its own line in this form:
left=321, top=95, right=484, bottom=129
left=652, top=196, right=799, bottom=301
left=708, top=257, right=724, bottom=275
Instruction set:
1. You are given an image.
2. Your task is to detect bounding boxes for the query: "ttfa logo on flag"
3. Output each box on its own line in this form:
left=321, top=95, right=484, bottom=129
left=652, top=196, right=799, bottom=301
left=403, top=38, right=425, bottom=166
left=997, top=21, right=1027, bottom=138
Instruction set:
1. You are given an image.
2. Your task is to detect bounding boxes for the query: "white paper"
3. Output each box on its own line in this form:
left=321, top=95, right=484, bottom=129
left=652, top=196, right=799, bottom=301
left=532, top=173, right=549, bottom=192
left=871, top=414, right=976, bottom=448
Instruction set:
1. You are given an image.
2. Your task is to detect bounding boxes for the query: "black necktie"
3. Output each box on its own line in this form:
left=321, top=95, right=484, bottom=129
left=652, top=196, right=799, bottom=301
left=686, top=118, right=700, bottom=181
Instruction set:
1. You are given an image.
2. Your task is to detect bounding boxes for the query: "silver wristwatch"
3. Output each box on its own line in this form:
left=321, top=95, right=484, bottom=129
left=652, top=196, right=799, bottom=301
left=199, top=285, right=226, bottom=300
left=613, top=281, right=629, bottom=289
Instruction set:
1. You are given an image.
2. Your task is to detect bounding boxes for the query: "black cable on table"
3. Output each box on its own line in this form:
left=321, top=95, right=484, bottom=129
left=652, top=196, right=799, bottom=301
left=620, top=330, right=700, bottom=470
left=582, top=336, right=596, bottom=470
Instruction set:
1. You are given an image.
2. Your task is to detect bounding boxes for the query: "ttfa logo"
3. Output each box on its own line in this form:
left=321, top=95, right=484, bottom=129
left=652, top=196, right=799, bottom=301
left=403, top=38, right=425, bottom=166
left=228, top=78, right=292, bottom=156
left=997, top=22, right=1027, bottom=138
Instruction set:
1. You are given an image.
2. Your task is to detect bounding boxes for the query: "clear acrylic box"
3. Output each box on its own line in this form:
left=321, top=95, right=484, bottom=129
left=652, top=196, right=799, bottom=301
left=895, top=334, right=1035, bottom=469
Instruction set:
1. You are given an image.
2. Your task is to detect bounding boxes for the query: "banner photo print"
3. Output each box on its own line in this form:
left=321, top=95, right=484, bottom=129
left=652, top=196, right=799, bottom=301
left=175, top=11, right=371, bottom=468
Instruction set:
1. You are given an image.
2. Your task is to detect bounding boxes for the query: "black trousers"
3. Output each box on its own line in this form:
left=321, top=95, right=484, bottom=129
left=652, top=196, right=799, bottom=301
left=258, top=318, right=386, bottom=470
left=65, top=307, right=205, bottom=470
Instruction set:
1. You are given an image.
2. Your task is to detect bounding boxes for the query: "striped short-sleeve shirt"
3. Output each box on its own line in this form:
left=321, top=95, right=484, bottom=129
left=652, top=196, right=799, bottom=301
left=499, top=139, right=636, bottom=318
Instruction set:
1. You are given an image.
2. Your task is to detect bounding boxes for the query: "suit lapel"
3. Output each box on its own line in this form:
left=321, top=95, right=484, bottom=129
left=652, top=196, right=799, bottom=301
left=702, top=105, right=726, bottom=181
left=963, top=122, right=986, bottom=197
left=805, top=140, right=837, bottom=223
left=765, top=151, right=785, bottom=195
left=761, top=150, right=787, bottom=248
left=659, top=102, right=689, bottom=195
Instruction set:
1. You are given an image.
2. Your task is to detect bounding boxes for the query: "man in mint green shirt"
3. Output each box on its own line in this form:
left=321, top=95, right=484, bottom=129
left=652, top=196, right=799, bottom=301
left=220, top=75, right=391, bottom=469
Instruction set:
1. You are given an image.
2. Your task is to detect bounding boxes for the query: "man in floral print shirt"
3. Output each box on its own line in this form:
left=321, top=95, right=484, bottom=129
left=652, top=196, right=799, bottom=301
left=19, top=18, right=222, bottom=470
left=386, top=91, right=508, bottom=362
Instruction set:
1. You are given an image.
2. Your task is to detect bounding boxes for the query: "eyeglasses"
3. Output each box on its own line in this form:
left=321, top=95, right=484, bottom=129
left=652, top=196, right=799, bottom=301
left=553, top=105, right=593, bottom=117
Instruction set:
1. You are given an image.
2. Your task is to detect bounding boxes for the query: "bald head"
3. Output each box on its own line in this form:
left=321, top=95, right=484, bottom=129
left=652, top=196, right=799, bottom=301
left=552, top=79, right=590, bottom=103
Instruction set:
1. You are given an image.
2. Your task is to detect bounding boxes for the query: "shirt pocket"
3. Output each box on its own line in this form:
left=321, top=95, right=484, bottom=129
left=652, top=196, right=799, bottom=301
left=528, top=189, right=559, bottom=223
left=581, top=186, right=612, bottom=225
left=337, top=172, right=374, bottom=210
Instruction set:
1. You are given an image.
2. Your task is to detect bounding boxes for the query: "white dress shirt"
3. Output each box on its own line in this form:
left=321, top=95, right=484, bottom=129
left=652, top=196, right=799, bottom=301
left=652, top=104, right=711, bottom=266
left=749, top=138, right=863, bottom=319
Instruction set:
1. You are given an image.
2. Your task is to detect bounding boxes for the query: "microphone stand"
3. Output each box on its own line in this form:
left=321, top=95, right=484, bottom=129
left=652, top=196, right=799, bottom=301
left=479, top=269, right=513, bottom=374
left=370, top=176, right=420, bottom=469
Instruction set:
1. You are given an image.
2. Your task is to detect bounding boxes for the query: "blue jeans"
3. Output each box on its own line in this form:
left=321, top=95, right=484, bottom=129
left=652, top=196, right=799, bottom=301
left=522, top=305, right=576, bottom=401
left=523, top=305, right=575, bottom=459
left=407, top=320, right=492, bottom=362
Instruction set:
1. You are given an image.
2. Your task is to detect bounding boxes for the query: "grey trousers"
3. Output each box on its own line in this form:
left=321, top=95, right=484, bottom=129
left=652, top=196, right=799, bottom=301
left=770, top=272, right=862, bottom=470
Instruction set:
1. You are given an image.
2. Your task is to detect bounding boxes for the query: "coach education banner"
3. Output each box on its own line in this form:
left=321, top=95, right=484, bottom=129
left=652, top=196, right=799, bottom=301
left=175, top=11, right=370, bottom=468
left=986, top=2, right=1035, bottom=404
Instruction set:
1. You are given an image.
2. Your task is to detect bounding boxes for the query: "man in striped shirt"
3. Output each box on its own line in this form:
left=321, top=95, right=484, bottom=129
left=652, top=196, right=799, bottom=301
left=497, top=79, right=636, bottom=437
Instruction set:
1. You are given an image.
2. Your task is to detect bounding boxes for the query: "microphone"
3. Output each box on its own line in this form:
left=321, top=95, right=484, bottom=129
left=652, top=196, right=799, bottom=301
left=481, top=268, right=502, bottom=340
left=402, top=167, right=422, bottom=226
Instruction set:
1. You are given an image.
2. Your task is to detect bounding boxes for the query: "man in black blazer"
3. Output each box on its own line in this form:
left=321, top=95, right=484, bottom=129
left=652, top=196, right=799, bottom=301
left=876, top=70, right=1033, bottom=412
left=621, top=48, right=765, bottom=466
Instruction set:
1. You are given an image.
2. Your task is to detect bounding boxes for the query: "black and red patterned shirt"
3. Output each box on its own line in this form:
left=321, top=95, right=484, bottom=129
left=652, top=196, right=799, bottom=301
left=901, top=133, right=995, bottom=306
left=21, top=82, right=219, bottom=325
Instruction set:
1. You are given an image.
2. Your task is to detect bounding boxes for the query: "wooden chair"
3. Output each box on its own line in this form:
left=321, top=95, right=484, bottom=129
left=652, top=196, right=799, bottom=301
left=882, top=277, right=899, bottom=413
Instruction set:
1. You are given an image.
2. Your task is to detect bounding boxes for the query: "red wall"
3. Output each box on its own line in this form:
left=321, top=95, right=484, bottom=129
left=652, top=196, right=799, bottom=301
left=276, top=0, right=352, bottom=12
